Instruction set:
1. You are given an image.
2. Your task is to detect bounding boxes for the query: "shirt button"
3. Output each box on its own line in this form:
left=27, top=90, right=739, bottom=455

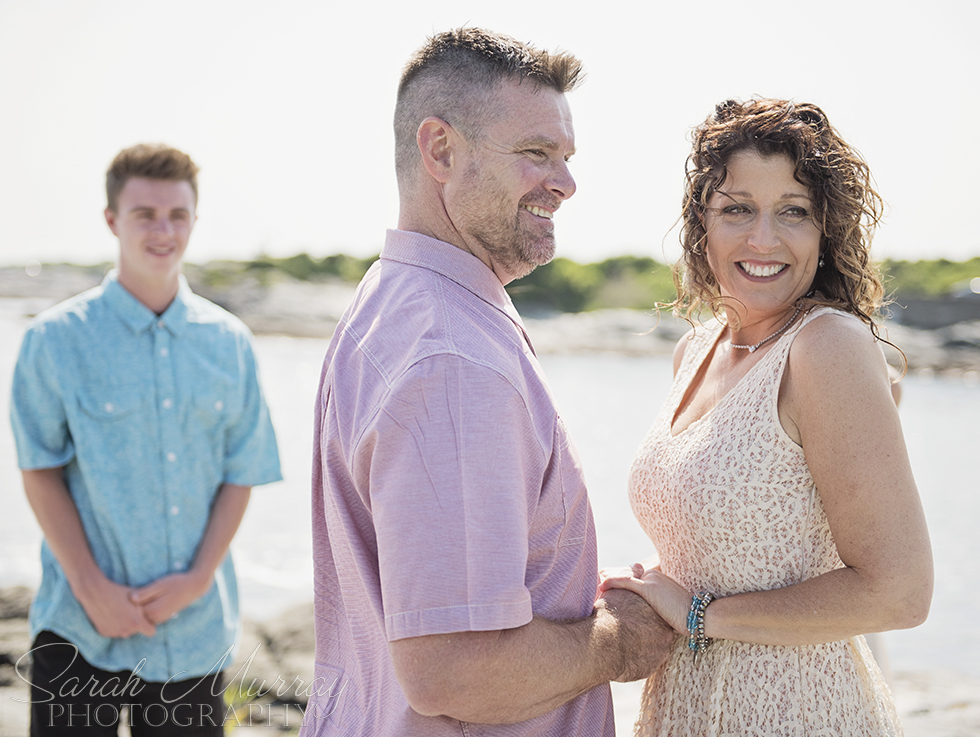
left=174, top=561, right=186, bottom=571
left=167, top=452, right=177, bottom=462
left=157, top=319, right=166, bottom=329
left=160, top=347, right=169, bottom=357
left=104, top=402, right=114, bottom=413
left=214, top=400, right=224, bottom=411
left=162, top=398, right=172, bottom=410
left=170, top=505, right=180, bottom=516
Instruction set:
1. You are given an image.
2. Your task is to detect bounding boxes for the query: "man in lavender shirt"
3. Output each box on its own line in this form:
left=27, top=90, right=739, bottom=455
left=303, top=28, right=673, bottom=736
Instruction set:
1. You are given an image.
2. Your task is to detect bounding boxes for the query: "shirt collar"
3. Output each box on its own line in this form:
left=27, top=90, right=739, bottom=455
left=381, top=229, right=533, bottom=347
left=101, top=271, right=191, bottom=337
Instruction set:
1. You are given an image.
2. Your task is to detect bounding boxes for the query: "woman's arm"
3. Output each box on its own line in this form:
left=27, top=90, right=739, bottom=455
left=603, top=314, right=933, bottom=646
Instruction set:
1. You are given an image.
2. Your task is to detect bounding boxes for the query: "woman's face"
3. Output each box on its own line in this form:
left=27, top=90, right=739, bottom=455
left=703, top=149, right=822, bottom=319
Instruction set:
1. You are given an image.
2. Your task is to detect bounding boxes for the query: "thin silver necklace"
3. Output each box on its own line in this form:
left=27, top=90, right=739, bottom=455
left=729, top=304, right=803, bottom=353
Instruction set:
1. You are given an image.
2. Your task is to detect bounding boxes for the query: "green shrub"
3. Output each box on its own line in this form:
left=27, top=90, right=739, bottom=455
left=882, top=257, right=980, bottom=297
left=211, top=252, right=980, bottom=310
left=244, top=253, right=378, bottom=283
left=508, top=254, right=676, bottom=312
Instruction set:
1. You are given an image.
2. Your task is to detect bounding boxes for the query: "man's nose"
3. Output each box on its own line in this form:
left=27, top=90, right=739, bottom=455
left=153, top=217, right=175, bottom=235
left=548, top=159, right=576, bottom=201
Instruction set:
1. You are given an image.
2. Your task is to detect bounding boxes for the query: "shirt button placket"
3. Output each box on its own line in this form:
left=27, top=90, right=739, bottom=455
left=154, top=325, right=182, bottom=577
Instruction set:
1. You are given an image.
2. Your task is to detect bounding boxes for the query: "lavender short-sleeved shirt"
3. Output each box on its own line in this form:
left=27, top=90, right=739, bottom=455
left=303, top=231, right=614, bottom=736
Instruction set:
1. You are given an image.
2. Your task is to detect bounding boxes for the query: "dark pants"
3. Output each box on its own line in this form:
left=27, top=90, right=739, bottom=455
left=29, top=631, right=225, bottom=737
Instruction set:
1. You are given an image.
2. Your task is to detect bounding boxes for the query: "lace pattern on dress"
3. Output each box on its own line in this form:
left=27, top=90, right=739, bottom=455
left=627, top=307, right=902, bottom=736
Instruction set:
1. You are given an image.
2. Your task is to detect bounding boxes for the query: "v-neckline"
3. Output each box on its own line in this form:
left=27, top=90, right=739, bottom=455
left=669, top=323, right=780, bottom=439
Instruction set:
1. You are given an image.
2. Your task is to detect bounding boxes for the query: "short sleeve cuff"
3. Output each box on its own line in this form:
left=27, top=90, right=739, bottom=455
left=15, top=448, right=75, bottom=472
left=385, top=594, right=533, bottom=642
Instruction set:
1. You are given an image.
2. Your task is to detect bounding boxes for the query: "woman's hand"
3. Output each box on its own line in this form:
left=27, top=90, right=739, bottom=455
left=596, top=563, right=644, bottom=599
left=598, top=564, right=693, bottom=636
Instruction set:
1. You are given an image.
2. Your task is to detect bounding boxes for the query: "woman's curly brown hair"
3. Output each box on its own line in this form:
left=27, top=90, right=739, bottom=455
left=673, top=98, right=886, bottom=333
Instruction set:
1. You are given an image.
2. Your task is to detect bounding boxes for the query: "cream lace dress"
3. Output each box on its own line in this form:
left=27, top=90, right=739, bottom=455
left=627, top=307, right=902, bottom=736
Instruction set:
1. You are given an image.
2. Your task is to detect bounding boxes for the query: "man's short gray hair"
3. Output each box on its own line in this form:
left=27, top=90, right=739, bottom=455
left=393, top=27, right=583, bottom=188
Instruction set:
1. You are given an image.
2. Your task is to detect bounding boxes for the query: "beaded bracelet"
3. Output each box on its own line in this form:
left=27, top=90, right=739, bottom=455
left=687, top=591, right=714, bottom=664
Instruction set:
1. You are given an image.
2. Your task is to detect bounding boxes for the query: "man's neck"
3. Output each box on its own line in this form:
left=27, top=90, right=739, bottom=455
left=116, top=270, right=181, bottom=315
left=397, top=208, right=516, bottom=286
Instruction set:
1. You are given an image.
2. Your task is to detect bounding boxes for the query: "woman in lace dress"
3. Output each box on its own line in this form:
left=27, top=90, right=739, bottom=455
left=600, top=99, right=933, bottom=736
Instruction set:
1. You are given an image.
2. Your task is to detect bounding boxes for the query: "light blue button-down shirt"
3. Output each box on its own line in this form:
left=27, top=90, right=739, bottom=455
left=10, top=272, right=282, bottom=681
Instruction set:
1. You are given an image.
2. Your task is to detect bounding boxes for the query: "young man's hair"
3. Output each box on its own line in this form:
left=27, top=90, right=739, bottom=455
left=393, top=27, right=583, bottom=189
left=106, top=143, right=200, bottom=212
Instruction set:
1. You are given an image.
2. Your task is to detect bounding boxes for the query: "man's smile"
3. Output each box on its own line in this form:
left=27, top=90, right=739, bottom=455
left=521, top=204, right=553, bottom=220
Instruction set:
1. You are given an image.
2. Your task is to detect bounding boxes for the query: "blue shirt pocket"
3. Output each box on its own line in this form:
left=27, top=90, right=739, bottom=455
left=70, top=388, right=152, bottom=560
left=74, top=389, right=146, bottom=466
left=77, top=391, right=143, bottom=422
left=192, top=386, right=241, bottom=431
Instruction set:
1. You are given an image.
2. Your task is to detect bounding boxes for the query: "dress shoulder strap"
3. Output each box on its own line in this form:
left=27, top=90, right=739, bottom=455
left=798, top=304, right=863, bottom=330
left=763, top=305, right=866, bottom=388
left=675, top=319, right=725, bottom=382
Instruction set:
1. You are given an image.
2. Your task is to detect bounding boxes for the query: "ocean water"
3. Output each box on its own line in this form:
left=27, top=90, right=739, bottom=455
left=1, top=303, right=978, bottom=681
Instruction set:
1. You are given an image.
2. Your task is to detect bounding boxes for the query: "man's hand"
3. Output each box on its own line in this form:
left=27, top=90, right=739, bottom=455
left=130, top=572, right=211, bottom=625
left=75, top=576, right=156, bottom=639
left=598, top=565, right=691, bottom=636
left=595, top=587, right=677, bottom=683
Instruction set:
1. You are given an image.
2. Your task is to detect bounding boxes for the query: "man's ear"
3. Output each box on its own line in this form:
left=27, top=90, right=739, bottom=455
left=417, top=117, right=457, bottom=183
left=104, top=207, right=119, bottom=235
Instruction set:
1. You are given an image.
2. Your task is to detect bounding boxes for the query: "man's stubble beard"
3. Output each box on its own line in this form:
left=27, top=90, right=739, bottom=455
left=475, top=220, right=556, bottom=280
left=463, top=169, right=558, bottom=280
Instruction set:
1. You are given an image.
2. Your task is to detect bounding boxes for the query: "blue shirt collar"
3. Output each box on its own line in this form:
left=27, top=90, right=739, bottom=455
left=101, top=271, right=191, bottom=337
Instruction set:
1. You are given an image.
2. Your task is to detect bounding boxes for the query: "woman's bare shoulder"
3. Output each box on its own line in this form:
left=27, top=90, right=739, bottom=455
left=791, top=311, right=883, bottom=371
left=787, top=310, right=892, bottom=416
left=672, top=327, right=698, bottom=375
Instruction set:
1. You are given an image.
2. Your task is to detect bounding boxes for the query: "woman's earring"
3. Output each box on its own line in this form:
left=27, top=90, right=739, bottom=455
left=818, top=256, right=825, bottom=268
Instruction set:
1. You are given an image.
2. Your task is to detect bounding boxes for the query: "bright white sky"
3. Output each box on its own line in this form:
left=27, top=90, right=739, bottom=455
left=1, top=0, right=977, bottom=268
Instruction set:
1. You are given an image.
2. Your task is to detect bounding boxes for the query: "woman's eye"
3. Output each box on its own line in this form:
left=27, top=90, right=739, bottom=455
left=781, top=207, right=809, bottom=222
left=721, top=204, right=752, bottom=219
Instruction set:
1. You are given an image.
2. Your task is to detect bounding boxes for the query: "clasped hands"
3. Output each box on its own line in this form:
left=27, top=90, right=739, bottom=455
left=78, top=571, right=210, bottom=640
left=597, top=562, right=693, bottom=637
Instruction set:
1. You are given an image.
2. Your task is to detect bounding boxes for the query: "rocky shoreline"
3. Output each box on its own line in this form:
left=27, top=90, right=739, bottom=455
left=1, top=588, right=978, bottom=736
left=2, top=264, right=980, bottom=375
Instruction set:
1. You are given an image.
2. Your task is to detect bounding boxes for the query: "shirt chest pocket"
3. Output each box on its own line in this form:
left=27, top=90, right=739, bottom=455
left=77, top=390, right=143, bottom=423
left=75, top=389, right=146, bottom=458
left=191, top=387, right=241, bottom=431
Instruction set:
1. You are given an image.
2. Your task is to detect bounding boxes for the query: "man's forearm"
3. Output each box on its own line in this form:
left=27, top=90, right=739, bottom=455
left=22, top=468, right=103, bottom=593
left=22, top=468, right=156, bottom=638
left=390, top=589, right=671, bottom=724
left=189, top=483, right=251, bottom=583
left=129, top=483, right=252, bottom=624
left=391, top=610, right=622, bottom=723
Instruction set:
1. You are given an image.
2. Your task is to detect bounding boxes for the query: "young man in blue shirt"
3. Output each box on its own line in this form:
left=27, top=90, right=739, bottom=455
left=11, top=143, right=282, bottom=736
